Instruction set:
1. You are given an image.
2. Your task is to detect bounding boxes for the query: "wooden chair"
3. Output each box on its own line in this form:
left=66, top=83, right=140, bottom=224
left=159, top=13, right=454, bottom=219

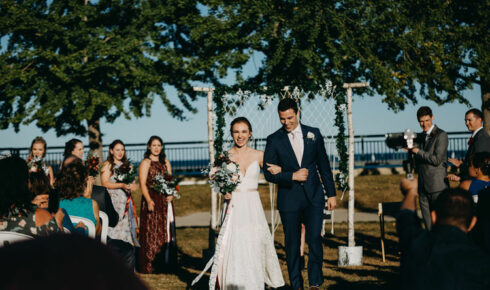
left=0, top=231, right=33, bottom=247
left=378, top=202, right=401, bottom=262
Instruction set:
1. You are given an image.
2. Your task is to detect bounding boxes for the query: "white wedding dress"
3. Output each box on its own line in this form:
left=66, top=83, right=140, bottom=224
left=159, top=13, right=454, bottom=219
left=192, top=160, right=285, bottom=289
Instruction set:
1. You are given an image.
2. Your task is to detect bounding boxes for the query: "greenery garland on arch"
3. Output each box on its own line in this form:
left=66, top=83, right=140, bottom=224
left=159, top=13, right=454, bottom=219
left=212, top=82, right=349, bottom=192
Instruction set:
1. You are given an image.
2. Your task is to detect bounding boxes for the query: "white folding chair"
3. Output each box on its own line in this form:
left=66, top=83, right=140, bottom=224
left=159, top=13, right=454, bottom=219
left=70, top=216, right=96, bottom=238
left=0, top=231, right=34, bottom=247
left=99, top=211, right=109, bottom=244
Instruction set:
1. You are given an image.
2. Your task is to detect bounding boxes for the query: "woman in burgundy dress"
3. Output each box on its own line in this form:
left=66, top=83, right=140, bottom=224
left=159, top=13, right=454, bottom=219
left=138, top=136, right=177, bottom=273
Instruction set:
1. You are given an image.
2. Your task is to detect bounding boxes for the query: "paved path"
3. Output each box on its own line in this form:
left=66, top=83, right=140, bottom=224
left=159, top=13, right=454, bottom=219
left=175, top=209, right=396, bottom=228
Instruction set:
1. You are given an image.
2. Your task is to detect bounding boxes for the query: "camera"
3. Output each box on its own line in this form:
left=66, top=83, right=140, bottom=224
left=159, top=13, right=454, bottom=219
left=385, top=129, right=424, bottom=179
left=385, top=129, right=423, bottom=150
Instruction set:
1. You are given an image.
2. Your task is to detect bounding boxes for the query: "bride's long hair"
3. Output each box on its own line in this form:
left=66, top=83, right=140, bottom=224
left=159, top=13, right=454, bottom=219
left=230, top=117, right=253, bottom=147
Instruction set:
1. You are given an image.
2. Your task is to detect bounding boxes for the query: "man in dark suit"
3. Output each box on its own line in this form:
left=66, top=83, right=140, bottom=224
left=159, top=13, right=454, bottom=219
left=264, top=98, right=336, bottom=290
left=449, top=108, right=490, bottom=181
left=397, top=179, right=490, bottom=290
left=410, top=106, right=448, bottom=230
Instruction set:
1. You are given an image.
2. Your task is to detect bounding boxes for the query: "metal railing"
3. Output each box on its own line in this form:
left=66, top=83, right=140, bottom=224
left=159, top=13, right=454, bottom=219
left=0, top=131, right=471, bottom=175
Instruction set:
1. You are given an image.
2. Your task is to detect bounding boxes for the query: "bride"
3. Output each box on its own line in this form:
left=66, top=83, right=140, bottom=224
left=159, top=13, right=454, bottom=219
left=193, top=117, right=285, bottom=289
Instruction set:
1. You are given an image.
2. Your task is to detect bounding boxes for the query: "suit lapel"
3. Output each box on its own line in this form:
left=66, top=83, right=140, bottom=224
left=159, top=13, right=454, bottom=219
left=280, top=129, right=300, bottom=168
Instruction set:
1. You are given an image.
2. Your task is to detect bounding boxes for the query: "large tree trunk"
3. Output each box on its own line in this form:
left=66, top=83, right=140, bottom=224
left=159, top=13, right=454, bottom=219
left=87, top=117, right=103, bottom=185
left=482, top=78, right=490, bottom=134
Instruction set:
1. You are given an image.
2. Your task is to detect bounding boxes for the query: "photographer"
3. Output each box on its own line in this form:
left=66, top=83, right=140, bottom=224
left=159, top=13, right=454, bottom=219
left=406, top=106, right=448, bottom=230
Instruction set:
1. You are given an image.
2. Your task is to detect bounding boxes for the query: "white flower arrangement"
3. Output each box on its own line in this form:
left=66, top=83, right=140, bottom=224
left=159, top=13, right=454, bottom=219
left=306, top=131, right=316, bottom=141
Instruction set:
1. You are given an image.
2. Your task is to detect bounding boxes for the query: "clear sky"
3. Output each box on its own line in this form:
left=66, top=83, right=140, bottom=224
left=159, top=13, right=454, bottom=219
left=0, top=86, right=480, bottom=148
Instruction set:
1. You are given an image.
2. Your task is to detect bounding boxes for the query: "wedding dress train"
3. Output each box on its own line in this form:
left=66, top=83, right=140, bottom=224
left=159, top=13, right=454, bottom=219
left=192, top=160, right=285, bottom=289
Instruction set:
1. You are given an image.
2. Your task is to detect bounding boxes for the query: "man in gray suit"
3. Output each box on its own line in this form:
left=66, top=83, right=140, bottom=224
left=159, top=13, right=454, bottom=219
left=448, top=108, right=490, bottom=181
left=410, top=106, right=449, bottom=230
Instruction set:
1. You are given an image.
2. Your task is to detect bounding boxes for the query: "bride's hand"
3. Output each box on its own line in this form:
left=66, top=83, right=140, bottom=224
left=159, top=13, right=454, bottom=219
left=266, top=163, right=282, bottom=175
left=224, top=193, right=232, bottom=200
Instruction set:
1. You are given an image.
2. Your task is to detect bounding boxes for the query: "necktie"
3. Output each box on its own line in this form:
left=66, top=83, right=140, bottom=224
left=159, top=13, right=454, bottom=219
left=468, top=137, right=474, bottom=146
left=292, top=131, right=302, bottom=166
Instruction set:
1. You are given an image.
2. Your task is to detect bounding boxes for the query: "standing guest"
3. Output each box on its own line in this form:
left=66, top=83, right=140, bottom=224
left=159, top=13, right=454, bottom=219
left=459, top=152, right=490, bottom=203
left=408, top=106, right=448, bottom=230
left=0, top=156, right=61, bottom=236
left=27, top=137, right=55, bottom=186
left=101, top=140, right=139, bottom=269
left=449, top=108, right=490, bottom=181
left=397, top=178, right=490, bottom=290
left=61, top=138, right=84, bottom=168
left=138, top=136, right=177, bottom=273
left=56, top=161, right=101, bottom=235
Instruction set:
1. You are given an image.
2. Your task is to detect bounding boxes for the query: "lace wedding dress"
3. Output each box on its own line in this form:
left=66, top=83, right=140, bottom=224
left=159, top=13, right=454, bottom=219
left=192, top=160, right=285, bottom=289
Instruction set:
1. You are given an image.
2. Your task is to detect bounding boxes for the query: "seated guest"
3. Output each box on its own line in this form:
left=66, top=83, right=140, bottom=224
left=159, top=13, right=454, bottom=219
left=29, top=171, right=82, bottom=234
left=0, top=235, right=148, bottom=289
left=0, top=156, right=61, bottom=236
left=397, top=178, right=490, bottom=289
left=60, top=138, right=84, bottom=170
left=56, top=161, right=101, bottom=235
left=472, top=187, right=490, bottom=253
left=63, top=155, right=119, bottom=227
left=460, top=152, right=490, bottom=203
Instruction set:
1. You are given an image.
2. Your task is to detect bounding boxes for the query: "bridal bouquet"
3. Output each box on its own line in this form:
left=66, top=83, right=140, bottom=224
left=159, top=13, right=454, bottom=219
left=27, top=156, right=49, bottom=176
left=85, top=154, right=100, bottom=177
left=151, top=172, right=181, bottom=199
left=114, top=160, right=137, bottom=184
left=204, top=151, right=241, bottom=195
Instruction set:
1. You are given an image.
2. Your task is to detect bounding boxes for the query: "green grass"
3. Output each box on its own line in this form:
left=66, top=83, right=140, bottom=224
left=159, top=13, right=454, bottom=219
left=131, top=174, right=407, bottom=217
left=137, top=222, right=400, bottom=289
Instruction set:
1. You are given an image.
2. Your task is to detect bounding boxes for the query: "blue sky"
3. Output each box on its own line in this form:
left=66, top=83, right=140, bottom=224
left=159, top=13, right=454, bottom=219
left=0, top=86, right=480, bottom=148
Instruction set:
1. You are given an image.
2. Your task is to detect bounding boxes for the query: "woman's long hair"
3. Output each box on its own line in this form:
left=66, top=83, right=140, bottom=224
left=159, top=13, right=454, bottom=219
left=54, top=159, right=88, bottom=200
left=107, top=139, right=128, bottom=173
left=29, top=136, right=47, bottom=158
left=144, top=136, right=166, bottom=164
left=63, top=138, right=82, bottom=159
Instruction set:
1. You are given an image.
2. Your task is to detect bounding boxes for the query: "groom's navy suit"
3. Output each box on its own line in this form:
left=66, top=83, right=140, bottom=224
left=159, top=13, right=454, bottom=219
left=264, top=124, right=336, bottom=288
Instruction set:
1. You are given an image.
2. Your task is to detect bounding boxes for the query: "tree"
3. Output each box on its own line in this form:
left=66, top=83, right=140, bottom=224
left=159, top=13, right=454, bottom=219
left=208, top=0, right=489, bottom=131
left=0, top=0, right=250, bottom=155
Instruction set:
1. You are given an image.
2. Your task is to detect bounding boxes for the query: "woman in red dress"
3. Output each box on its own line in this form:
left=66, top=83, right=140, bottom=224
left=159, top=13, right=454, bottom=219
left=138, top=136, right=177, bottom=273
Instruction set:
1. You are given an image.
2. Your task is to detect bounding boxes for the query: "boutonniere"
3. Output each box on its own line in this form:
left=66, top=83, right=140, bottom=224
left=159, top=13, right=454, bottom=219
left=306, top=131, right=316, bottom=142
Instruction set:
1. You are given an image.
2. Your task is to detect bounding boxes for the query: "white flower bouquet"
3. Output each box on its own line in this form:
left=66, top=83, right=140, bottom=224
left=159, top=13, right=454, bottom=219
left=204, top=151, right=241, bottom=195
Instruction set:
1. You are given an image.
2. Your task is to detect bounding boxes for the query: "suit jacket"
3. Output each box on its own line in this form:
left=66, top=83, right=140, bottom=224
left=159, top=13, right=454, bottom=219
left=92, top=185, right=119, bottom=227
left=264, top=124, right=336, bottom=212
left=415, top=125, right=449, bottom=194
left=461, top=129, right=490, bottom=180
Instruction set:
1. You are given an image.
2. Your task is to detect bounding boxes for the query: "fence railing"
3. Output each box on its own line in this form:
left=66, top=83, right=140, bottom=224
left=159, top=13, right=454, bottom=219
left=0, top=131, right=471, bottom=175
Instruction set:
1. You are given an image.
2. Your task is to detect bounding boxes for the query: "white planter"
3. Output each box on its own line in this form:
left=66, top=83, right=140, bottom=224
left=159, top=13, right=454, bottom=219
left=338, top=245, right=363, bottom=266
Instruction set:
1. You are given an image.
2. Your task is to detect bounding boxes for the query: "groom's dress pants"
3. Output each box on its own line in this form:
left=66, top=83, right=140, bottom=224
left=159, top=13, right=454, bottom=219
left=280, top=203, right=324, bottom=288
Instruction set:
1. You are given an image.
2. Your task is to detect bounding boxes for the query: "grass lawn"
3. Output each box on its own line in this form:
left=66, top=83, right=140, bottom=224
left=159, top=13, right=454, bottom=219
left=137, top=221, right=400, bottom=289
left=131, top=174, right=407, bottom=217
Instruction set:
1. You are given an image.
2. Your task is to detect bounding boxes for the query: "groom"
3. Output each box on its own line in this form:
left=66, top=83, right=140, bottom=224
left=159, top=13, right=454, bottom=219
left=264, top=98, right=337, bottom=289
